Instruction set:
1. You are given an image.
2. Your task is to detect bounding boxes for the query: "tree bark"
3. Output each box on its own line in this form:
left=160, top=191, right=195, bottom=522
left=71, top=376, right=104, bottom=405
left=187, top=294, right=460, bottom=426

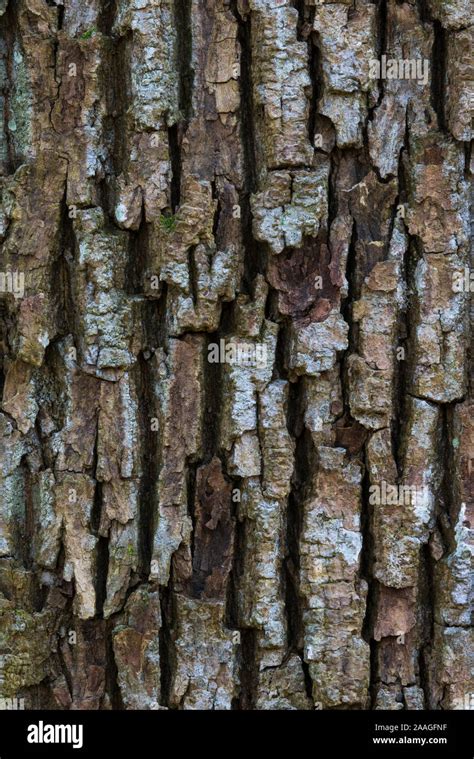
left=0, top=0, right=472, bottom=710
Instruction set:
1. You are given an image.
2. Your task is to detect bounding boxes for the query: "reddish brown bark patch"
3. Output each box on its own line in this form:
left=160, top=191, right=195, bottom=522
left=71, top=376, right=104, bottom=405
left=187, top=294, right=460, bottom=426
left=189, top=456, right=234, bottom=600
left=267, top=234, right=341, bottom=323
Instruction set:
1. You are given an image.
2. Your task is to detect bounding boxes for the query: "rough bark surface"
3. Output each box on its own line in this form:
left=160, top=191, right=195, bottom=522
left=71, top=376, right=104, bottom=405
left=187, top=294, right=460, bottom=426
left=0, top=0, right=472, bottom=710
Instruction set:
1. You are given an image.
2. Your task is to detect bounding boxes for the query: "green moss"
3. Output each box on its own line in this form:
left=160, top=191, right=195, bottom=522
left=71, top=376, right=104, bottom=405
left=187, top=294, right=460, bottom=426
left=15, top=609, right=30, bottom=621
left=159, top=213, right=177, bottom=233
left=80, top=27, right=96, bottom=40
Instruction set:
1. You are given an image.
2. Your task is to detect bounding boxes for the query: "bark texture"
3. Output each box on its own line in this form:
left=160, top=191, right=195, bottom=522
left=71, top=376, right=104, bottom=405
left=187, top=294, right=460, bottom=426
left=0, top=0, right=472, bottom=710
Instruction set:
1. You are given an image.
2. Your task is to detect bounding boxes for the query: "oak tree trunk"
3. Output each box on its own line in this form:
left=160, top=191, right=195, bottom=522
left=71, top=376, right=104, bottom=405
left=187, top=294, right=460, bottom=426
left=0, top=0, right=472, bottom=710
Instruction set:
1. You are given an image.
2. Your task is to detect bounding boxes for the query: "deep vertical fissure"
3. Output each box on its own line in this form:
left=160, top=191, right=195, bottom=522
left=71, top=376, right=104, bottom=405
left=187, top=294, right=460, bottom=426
left=285, top=380, right=311, bottom=661
left=0, top=0, right=18, bottom=173
left=136, top=349, right=158, bottom=579
left=233, top=5, right=266, bottom=294
left=98, top=0, right=117, bottom=36
left=168, top=123, right=182, bottom=213
left=430, top=21, right=447, bottom=132
left=174, top=0, right=194, bottom=121
left=92, top=481, right=109, bottom=618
